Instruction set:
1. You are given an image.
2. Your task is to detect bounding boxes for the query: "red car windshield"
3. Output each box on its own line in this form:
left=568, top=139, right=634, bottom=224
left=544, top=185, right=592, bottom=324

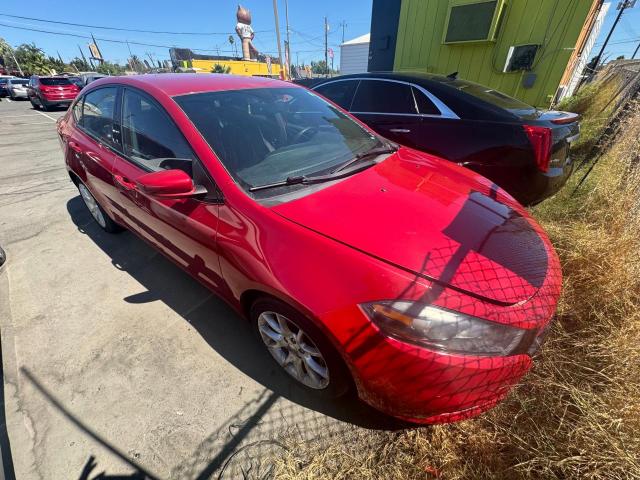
left=175, top=87, right=380, bottom=191
left=39, top=77, right=72, bottom=86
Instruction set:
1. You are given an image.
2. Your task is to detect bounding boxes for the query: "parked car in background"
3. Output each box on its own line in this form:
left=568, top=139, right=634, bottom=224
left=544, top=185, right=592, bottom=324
left=67, top=76, right=85, bottom=89
left=308, top=73, right=580, bottom=205
left=6, top=78, right=29, bottom=100
left=79, top=72, right=108, bottom=88
left=27, top=76, right=80, bottom=110
left=58, top=74, right=561, bottom=423
left=0, top=76, right=15, bottom=97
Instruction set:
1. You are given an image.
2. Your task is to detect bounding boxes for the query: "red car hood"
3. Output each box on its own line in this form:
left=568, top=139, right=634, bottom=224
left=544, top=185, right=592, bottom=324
left=272, top=148, right=550, bottom=306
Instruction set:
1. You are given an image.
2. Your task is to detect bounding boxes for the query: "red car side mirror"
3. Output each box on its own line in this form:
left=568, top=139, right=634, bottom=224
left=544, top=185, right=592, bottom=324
left=136, top=169, right=204, bottom=198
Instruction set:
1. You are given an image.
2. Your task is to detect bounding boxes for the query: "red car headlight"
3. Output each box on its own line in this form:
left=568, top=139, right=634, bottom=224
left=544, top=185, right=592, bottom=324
left=362, top=301, right=528, bottom=356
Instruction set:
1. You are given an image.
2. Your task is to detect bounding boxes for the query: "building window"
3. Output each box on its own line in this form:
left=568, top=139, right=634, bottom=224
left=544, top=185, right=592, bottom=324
left=443, top=0, right=505, bottom=44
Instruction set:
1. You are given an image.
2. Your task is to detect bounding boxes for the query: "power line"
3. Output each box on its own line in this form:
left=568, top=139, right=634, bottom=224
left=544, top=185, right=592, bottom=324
left=0, top=12, right=272, bottom=35
left=0, top=21, right=281, bottom=55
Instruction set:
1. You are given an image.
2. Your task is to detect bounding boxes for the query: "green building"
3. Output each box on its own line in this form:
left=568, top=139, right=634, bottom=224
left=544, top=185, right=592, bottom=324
left=368, top=0, right=604, bottom=108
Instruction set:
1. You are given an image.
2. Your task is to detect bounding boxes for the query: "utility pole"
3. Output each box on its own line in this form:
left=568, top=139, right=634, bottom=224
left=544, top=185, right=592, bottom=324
left=324, top=16, right=329, bottom=76
left=272, top=0, right=285, bottom=79
left=340, top=20, right=347, bottom=43
left=633, top=41, right=640, bottom=59
left=284, top=0, right=291, bottom=79
left=591, top=0, right=635, bottom=74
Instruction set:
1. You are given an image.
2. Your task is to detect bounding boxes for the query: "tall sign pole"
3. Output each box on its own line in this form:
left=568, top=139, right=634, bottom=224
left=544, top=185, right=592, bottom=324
left=324, top=17, right=329, bottom=76
left=90, top=33, right=105, bottom=65
left=272, top=0, right=285, bottom=79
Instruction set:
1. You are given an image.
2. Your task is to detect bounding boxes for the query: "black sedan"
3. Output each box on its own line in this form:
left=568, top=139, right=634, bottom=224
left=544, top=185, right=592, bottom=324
left=305, top=72, right=580, bottom=205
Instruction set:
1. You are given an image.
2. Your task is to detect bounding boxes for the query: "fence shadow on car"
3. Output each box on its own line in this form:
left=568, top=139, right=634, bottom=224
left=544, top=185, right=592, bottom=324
left=65, top=195, right=401, bottom=431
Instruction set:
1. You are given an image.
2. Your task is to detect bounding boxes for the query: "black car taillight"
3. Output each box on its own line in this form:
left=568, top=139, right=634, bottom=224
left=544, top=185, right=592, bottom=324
left=523, top=125, right=552, bottom=173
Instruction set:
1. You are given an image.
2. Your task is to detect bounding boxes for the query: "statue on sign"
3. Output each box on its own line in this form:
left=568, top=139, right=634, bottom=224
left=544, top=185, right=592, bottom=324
left=236, top=5, right=259, bottom=60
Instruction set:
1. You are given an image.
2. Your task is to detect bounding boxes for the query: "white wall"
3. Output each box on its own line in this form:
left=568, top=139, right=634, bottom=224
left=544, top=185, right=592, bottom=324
left=340, top=43, right=370, bottom=75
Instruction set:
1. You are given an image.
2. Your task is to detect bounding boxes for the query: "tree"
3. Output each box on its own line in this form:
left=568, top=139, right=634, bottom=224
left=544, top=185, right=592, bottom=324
left=310, top=60, right=337, bottom=75
left=14, top=43, right=52, bottom=75
left=128, top=55, right=145, bottom=73
left=95, top=61, right=125, bottom=75
left=0, top=37, right=19, bottom=73
left=47, top=56, right=66, bottom=74
left=211, top=63, right=231, bottom=74
left=69, top=57, right=91, bottom=72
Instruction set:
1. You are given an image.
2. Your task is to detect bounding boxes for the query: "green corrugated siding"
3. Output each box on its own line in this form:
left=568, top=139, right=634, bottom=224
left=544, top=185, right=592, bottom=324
left=394, top=0, right=593, bottom=108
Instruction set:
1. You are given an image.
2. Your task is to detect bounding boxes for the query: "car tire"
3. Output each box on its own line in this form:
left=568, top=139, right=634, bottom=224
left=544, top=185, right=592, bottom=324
left=39, top=98, right=49, bottom=111
left=77, top=182, right=123, bottom=233
left=29, top=98, right=39, bottom=109
left=250, top=297, right=351, bottom=398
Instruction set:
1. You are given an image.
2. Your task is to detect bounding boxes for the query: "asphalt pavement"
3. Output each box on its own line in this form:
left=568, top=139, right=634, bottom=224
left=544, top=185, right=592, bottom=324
left=0, top=98, right=393, bottom=479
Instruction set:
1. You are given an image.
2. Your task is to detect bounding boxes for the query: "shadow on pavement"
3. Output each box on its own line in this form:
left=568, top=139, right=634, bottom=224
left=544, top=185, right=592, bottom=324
left=65, top=196, right=404, bottom=428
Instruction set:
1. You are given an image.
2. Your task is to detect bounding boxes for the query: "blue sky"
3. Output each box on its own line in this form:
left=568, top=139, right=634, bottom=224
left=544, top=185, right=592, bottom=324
left=0, top=0, right=373, bottom=67
left=0, top=1, right=639, bottom=68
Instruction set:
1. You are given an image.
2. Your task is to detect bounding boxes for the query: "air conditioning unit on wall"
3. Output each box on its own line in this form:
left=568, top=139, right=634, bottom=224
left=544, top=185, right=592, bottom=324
left=503, top=44, right=540, bottom=72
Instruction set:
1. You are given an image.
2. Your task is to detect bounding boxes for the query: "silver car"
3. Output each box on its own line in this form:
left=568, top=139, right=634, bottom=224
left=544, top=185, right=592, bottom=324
left=7, top=78, right=29, bottom=99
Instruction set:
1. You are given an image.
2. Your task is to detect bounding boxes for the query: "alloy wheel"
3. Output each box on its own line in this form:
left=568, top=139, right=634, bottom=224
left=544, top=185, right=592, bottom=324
left=257, top=311, right=330, bottom=389
left=78, top=183, right=107, bottom=229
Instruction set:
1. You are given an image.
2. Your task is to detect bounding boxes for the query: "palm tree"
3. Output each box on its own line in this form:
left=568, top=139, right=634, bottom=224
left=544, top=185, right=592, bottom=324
left=211, top=63, right=231, bottom=74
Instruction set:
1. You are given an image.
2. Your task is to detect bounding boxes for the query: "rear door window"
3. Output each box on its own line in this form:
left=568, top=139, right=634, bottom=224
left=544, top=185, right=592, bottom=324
left=412, top=87, right=440, bottom=115
left=350, top=80, right=418, bottom=114
left=314, top=80, right=358, bottom=110
left=81, top=87, right=118, bottom=145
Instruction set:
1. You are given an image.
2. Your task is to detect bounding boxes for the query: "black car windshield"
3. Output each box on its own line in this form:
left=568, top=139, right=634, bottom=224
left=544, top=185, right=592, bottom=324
left=175, top=87, right=380, bottom=192
left=40, top=77, right=72, bottom=86
left=9, top=79, right=28, bottom=85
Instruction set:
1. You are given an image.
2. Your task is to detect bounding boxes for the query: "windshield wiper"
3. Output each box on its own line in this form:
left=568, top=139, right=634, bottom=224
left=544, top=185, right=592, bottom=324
left=249, top=175, right=313, bottom=192
left=248, top=154, right=384, bottom=192
left=331, top=143, right=398, bottom=174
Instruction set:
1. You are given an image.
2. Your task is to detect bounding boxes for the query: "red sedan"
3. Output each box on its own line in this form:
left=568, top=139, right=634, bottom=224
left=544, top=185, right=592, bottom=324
left=57, top=74, right=561, bottom=423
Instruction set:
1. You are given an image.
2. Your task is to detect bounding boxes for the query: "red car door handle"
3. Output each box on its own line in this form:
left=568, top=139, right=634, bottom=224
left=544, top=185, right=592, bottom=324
left=68, top=141, right=82, bottom=153
left=389, top=128, right=411, bottom=133
left=114, top=174, right=137, bottom=191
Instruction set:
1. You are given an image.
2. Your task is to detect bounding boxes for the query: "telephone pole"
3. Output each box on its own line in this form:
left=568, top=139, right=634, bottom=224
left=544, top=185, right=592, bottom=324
left=324, top=16, right=329, bottom=76
left=273, top=0, right=285, bottom=79
left=284, top=0, right=291, bottom=79
left=591, top=0, right=635, bottom=74
left=633, top=41, right=640, bottom=59
left=340, top=20, right=347, bottom=43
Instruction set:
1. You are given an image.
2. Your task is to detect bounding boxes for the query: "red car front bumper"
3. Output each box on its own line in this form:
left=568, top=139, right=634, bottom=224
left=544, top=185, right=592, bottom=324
left=347, top=329, right=533, bottom=423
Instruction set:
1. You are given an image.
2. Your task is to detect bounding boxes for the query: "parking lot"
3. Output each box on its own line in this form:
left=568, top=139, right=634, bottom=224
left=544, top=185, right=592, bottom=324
left=0, top=98, right=389, bottom=479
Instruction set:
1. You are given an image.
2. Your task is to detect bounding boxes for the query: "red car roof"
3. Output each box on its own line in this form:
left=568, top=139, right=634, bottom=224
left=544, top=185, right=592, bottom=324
left=93, top=73, right=292, bottom=97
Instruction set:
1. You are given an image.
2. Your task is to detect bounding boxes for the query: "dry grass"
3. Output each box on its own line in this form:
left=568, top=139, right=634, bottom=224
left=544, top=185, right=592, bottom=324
left=274, top=102, right=640, bottom=479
